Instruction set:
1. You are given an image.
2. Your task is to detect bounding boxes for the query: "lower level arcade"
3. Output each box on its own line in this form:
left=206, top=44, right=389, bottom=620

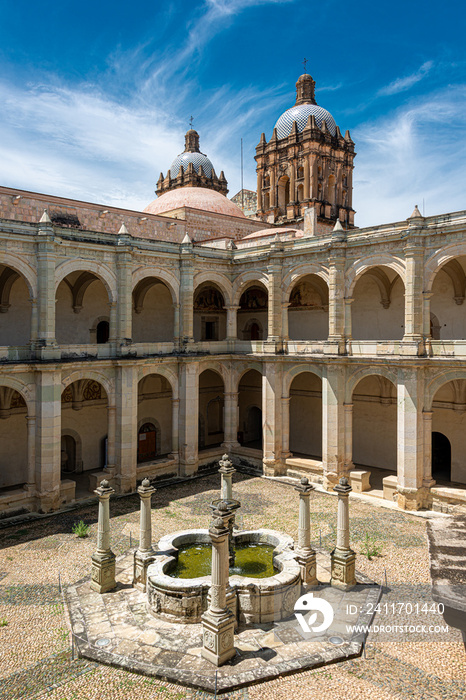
left=0, top=356, right=465, bottom=515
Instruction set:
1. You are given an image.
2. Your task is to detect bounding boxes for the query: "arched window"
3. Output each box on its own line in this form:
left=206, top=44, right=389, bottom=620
left=96, top=320, right=109, bottom=344
left=138, top=422, right=157, bottom=463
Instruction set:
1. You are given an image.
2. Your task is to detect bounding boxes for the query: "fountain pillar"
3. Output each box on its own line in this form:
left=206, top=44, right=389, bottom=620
left=294, top=477, right=318, bottom=587
left=202, top=501, right=236, bottom=666
left=219, top=453, right=235, bottom=500
left=133, top=478, right=156, bottom=590
left=91, top=479, right=116, bottom=593
left=331, top=477, right=356, bottom=590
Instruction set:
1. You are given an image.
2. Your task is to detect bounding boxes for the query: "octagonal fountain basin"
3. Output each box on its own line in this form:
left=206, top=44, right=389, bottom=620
left=146, top=528, right=301, bottom=625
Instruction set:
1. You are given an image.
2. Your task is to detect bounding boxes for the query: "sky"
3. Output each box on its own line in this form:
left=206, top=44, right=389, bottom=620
left=0, top=0, right=465, bottom=227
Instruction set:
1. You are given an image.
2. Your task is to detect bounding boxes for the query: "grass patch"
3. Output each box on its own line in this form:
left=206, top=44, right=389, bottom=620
left=72, top=520, right=90, bottom=538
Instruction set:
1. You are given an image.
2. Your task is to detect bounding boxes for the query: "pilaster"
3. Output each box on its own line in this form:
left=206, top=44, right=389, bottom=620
left=115, top=246, right=133, bottom=351
left=402, top=238, right=425, bottom=355
left=396, top=367, right=428, bottom=510
left=114, top=363, right=138, bottom=493
left=35, top=367, right=62, bottom=512
left=179, top=361, right=199, bottom=475
left=36, top=218, right=59, bottom=359
left=262, top=361, right=283, bottom=475
left=180, top=241, right=194, bottom=344
left=322, top=363, right=346, bottom=489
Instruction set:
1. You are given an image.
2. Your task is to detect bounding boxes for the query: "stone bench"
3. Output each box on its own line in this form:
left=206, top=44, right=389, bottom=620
left=349, top=470, right=371, bottom=493
left=382, top=475, right=398, bottom=501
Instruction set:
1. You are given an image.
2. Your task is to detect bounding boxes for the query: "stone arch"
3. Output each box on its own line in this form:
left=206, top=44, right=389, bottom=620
left=425, top=243, right=466, bottom=292
left=234, top=363, right=263, bottom=391
left=193, top=271, right=232, bottom=306
left=346, top=255, right=406, bottom=297
left=137, top=365, right=179, bottom=399
left=345, top=366, right=398, bottom=403
left=0, top=377, right=35, bottom=416
left=282, top=264, right=330, bottom=303
left=55, top=260, right=117, bottom=303
left=132, top=267, right=179, bottom=305
left=0, top=253, right=37, bottom=299
left=232, top=271, right=269, bottom=306
left=283, top=364, right=323, bottom=398
left=61, top=370, right=114, bottom=406
left=426, top=370, right=466, bottom=411
left=198, top=361, right=229, bottom=387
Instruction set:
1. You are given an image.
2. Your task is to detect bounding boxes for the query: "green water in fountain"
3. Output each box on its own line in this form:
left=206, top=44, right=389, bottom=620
left=168, top=542, right=277, bottom=579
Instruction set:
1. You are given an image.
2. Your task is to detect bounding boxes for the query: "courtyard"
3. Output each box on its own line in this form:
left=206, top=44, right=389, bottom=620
left=0, top=472, right=465, bottom=699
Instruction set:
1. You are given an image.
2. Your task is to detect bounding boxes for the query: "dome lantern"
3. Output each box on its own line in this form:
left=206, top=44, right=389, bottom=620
left=156, top=128, right=228, bottom=197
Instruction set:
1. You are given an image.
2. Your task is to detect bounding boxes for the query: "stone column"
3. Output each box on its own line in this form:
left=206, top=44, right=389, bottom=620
left=180, top=241, right=194, bottom=343
left=327, top=248, right=346, bottom=353
left=115, top=247, right=133, bottom=350
left=290, top=165, right=296, bottom=203
left=225, top=306, right=239, bottom=341
left=281, top=302, right=290, bottom=342
left=257, top=172, right=263, bottom=212
left=36, top=215, right=58, bottom=358
left=202, top=502, right=236, bottom=666
left=422, top=292, right=433, bottom=354
left=322, top=364, right=346, bottom=489
left=173, top=303, right=180, bottom=345
left=35, top=368, right=61, bottom=512
left=330, top=477, right=356, bottom=590
left=397, top=368, right=426, bottom=510
left=91, top=479, right=116, bottom=593
left=114, top=363, right=138, bottom=493
left=170, top=397, right=180, bottom=459
left=267, top=258, right=283, bottom=343
left=26, top=415, right=36, bottom=490
left=402, top=240, right=424, bottom=354
left=344, top=297, right=353, bottom=352
left=178, top=361, right=198, bottom=476
left=304, top=154, right=310, bottom=200
left=133, top=478, right=156, bottom=590
left=281, top=396, right=291, bottom=458
left=219, top=453, right=235, bottom=500
left=262, top=361, right=283, bottom=476
left=222, top=392, right=239, bottom=452
left=105, top=405, right=116, bottom=475
left=343, top=403, right=354, bottom=472
left=269, top=168, right=276, bottom=208
left=295, top=477, right=318, bottom=587
left=422, top=410, right=435, bottom=488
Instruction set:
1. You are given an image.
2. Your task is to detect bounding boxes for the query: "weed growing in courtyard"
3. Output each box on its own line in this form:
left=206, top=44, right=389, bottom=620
left=72, top=520, right=90, bottom=538
left=0, top=619, right=8, bottom=627
left=362, top=533, right=383, bottom=560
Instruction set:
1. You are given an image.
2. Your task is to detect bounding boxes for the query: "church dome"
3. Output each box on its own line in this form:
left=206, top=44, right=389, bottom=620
left=274, top=73, right=337, bottom=139
left=144, top=186, right=246, bottom=218
left=275, top=103, right=337, bottom=138
left=170, top=150, right=214, bottom=178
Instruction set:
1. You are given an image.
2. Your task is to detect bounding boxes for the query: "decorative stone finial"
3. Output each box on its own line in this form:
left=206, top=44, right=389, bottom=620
left=218, top=500, right=229, bottom=512
left=118, top=223, right=129, bottom=235
left=408, top=205, right=424, bottom=220
left=101, top=479, right=109, bottom=488
left=142, top=478, right=150, bottom=487
left=39, top=209, right=52, bottom=224
left=182, top=232, right=192, bottom=244
left=301, top=477, right=309, bottom=485
left=340, top=477, right=348, bottom=486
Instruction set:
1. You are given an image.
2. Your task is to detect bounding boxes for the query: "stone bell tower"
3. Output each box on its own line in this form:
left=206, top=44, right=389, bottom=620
left=156, top=129, right=228, bottom=197
left=255, top=74, right=356, bottom=229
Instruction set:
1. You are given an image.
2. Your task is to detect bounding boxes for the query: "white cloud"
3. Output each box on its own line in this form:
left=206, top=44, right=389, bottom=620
left=353, top=85, right=466, bottom=227
left=378, top=61, right=433, bottom=96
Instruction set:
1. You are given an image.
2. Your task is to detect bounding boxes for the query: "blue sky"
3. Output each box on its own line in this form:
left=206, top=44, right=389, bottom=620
left=0, top=0, right=465, bottom=226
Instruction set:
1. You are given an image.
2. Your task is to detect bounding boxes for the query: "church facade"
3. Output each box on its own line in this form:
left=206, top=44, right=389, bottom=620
left=0, top=74, right=465, bottom=516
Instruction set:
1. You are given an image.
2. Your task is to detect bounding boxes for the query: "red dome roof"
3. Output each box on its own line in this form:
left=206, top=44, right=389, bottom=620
left=144, top=187, right=246, bottom=218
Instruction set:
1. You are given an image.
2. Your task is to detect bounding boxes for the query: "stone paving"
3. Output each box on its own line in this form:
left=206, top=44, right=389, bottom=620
left=66, top=551, right=379, bottom=693
left=0, top=472, right=465, bottom=699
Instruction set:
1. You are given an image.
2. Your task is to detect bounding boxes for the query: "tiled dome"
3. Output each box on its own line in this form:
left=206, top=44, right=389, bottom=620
left=275, top=104, right=337, bottom=139
left=170, top=151, right=214, bottom=178
left=144, top=187, right=246, bottom=218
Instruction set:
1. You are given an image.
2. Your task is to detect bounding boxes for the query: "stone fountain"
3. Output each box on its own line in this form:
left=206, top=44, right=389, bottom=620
left=66, top=458, right=380, bottom=694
